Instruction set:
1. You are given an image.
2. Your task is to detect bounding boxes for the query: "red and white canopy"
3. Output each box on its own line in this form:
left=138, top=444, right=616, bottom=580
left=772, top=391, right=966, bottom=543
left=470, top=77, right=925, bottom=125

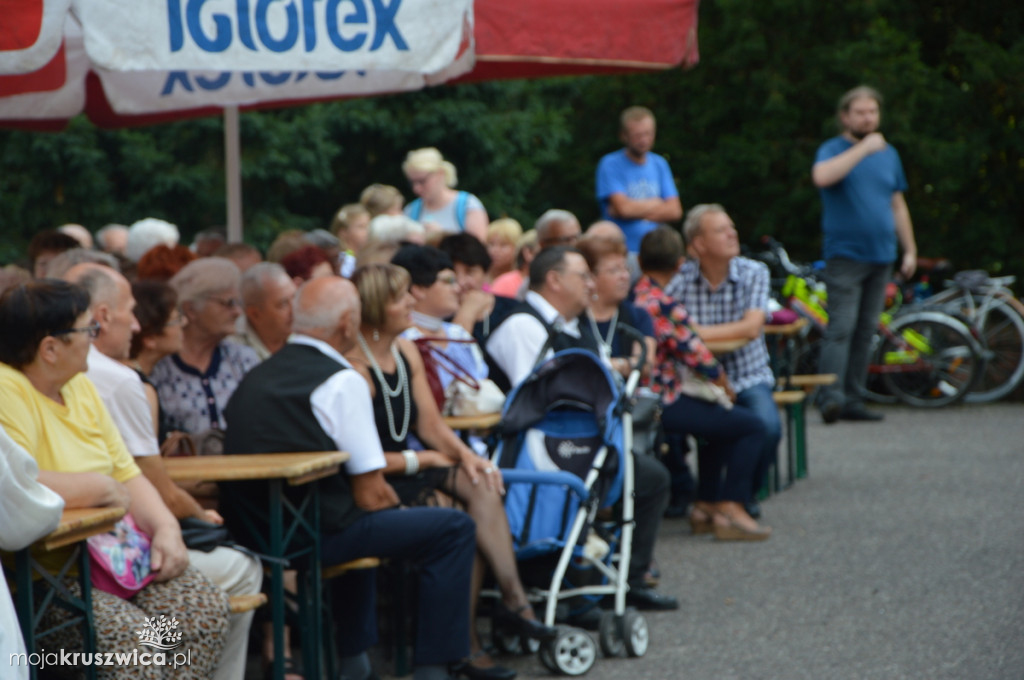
left=1, top=0, right=699, bottom=129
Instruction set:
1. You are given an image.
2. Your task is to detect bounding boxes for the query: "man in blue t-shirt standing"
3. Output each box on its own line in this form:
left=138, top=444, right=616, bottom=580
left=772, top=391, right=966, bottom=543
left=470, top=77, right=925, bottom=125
left=812, top=85, right=918, bottom=423
left=596, top=106, right=683, bottom=254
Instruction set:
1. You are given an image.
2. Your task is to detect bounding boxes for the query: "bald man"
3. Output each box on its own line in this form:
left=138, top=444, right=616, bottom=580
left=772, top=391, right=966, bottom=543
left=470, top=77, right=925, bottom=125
left=222, top=276, right=476, bottom=680
left=58, top=224, right=94, bottom=250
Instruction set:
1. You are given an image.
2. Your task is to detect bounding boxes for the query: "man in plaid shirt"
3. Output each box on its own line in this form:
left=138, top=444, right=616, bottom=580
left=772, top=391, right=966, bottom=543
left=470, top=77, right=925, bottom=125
left=665, top=204, right=780, bottom=517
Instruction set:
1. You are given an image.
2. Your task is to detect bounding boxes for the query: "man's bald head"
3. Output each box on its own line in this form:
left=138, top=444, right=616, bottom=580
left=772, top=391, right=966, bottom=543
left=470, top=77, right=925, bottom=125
left=64, top=262, right=120, bottom=307
left=63, top=262, right=139, bottom=360
left=292, top=276, right=361, bottom=352
left=59, top=224, right=93, bottom=250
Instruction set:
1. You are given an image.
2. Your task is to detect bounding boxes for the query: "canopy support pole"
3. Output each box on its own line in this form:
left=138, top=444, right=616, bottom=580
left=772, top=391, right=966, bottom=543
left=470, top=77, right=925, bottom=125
left=224, top=106, right=243, bottom=243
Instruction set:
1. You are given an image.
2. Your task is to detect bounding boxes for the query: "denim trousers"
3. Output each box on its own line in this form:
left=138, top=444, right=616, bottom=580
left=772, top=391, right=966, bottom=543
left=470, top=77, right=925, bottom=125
left=735, top=382, right=783, bottom=495
left=661, top=394, right=766, bottom=504
left=817, top=259, right=892, bottom=407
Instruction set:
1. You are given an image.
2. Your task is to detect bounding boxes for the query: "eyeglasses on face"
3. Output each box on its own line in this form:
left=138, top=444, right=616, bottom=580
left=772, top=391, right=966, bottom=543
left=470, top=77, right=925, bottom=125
left=53, top=320, right=101, bottom=339
left=205, top=296, right=243, bottom=310
left=435, top=275, right=458, bottom=286
left=560, top=268, right=593, bottom=282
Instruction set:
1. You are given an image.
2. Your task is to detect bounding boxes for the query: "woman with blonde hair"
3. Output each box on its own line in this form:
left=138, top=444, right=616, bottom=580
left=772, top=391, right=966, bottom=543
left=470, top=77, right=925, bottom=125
left=332, top=203, right=372, bottom=278
left=490, top=230, right=539, bottom=299
left=485, top=218, right=522, bottom=283
left=347, top=263, right=556, bottom=680
left=402, top=148, right=489, bottom=242
left=359, top=183, right=405, bottom=217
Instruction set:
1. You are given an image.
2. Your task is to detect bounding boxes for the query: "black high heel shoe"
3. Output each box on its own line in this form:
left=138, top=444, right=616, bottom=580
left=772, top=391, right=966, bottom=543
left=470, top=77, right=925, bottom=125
left=451, top=651, right=517, bottom=680
left=494, top=603, right=559, bottom=642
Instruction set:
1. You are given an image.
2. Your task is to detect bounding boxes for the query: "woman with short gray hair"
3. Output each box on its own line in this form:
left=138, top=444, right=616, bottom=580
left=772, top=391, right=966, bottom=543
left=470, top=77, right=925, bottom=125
left=150, top=258, right=261, bottom=436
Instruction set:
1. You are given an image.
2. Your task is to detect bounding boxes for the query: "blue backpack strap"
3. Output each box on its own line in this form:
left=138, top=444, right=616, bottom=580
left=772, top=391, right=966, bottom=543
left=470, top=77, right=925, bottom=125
left=455, top=191, right=469, bottom=231
left=408, top=198, right=423, bottom=221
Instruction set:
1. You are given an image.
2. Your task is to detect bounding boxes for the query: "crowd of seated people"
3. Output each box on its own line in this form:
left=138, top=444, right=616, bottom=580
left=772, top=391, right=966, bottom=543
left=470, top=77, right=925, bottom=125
left=0, top=178, right=787, bottom=679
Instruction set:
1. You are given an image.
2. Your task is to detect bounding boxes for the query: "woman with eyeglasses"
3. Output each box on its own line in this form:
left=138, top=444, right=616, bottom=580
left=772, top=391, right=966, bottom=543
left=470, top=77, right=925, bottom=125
left=347, top=263, right=556, bottom=680
left=150, top=258, right=260, bottom=439
left=0, top=280, right=231, bottom=679
left=391, top=244, right=490, bottom=397
left=402, top=147, right=489, bottom=243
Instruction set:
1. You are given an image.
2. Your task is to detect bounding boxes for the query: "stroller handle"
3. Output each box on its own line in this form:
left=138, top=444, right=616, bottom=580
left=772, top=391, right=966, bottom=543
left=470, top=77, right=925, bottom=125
left=616, top=323, right=647, bottom=395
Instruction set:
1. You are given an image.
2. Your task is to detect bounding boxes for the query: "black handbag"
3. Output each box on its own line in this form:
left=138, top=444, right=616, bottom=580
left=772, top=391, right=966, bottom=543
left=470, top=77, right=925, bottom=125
left=178, top=516, right=232, bottom=552
left=629, top=392, right=663, bottom=457
left=178, top=517, right=290, bottom=566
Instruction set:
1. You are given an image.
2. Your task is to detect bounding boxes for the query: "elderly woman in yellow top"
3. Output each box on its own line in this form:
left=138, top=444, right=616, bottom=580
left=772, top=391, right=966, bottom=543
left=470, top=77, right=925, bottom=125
left=0, top=280, right=230, bottom=680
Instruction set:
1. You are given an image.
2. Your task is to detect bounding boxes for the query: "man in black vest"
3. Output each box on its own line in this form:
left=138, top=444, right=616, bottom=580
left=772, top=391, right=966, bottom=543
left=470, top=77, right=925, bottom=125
left=485, top=246, right=602, bottom=387
left=223, top=276, right=476, bottom=680
left=485, top=248, right=678, bottom=612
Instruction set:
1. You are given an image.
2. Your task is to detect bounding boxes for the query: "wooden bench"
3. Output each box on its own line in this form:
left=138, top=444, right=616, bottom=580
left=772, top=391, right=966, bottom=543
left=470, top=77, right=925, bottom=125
left=228, top=593, right=268, bottom=614
left=322, top=557, right=382, bottom=580
left=772, top=390, right=809, bottom=489
left=777, top=373, right=838, bottom=392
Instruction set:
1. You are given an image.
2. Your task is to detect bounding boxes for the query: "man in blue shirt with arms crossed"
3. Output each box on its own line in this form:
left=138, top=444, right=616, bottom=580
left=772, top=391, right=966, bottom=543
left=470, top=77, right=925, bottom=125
left=812, top=85, right=918, bottom=423
left=596, top=106, right=683, bottom=254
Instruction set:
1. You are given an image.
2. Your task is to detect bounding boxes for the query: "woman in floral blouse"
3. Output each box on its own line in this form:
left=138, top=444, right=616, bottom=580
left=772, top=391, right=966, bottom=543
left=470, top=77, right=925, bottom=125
left=634, top=227, right=772, bottom=541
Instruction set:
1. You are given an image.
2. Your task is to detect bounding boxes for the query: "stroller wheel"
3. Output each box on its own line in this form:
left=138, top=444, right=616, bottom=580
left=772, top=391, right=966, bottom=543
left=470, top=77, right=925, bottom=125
left=620, top=608, right=649, bottom=658
left=538, top=640, right=558, bottom=673
left=598, top=610, right=625, bottom=658
left=543, top=628, right=597, bottom=676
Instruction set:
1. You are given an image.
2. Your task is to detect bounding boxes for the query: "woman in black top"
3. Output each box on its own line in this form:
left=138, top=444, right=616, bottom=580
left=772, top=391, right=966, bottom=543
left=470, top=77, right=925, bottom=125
left=346, top=264, right=555, bottom=680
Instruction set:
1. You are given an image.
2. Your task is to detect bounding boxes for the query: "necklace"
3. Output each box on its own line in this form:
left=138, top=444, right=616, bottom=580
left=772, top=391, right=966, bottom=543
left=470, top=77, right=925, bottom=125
left=356, top=332, right=410, bottom=443
left=587, top=307, right=619, bottom=355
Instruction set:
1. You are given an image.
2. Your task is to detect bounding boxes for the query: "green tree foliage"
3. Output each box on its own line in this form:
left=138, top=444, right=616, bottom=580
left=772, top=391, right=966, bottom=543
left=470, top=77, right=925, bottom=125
left=1, top=0, right=1021, bottom=277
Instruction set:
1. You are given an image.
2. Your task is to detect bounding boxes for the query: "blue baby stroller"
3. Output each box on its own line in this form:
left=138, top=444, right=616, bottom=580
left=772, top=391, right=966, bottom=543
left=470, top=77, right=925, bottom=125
left=491, top=346, right=649, bottom=675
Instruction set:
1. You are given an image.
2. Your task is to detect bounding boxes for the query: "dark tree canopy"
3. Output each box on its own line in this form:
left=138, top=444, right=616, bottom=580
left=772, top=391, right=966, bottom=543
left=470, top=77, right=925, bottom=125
left=2, top=0, right=1021, bottom=278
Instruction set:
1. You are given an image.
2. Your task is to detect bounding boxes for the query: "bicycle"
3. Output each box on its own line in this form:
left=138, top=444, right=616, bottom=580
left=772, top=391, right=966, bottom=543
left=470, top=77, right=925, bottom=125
left=914, top=270, right=1024, bottom=403
left=755, top=237, right=984, bottom=408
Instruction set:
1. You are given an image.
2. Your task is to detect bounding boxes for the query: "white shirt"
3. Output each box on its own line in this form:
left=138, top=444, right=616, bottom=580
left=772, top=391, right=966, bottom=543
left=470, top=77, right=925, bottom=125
left=85, top=345, right=160, bottom=457
left=229, top=316, right=272, bottom=361
left=288, top=335, right=386, bottom=476
left=486, top=291, right=593, bottom=388
left=1, top=424, right=65, bottom=680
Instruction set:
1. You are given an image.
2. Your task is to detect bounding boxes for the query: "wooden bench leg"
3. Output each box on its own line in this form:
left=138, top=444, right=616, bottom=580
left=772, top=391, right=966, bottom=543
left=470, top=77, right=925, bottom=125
left=793, top=400, right=808, bottom=479
left=773, top=390, right=807, bottom=489
left=786, top=403, right=798, bottom=487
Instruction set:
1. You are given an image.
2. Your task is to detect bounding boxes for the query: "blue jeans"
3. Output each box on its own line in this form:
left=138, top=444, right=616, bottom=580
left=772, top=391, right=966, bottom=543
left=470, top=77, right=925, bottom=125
left=735, top=382, right=783, bottom=495
left=321, top=507, right=476, bottom=666
left=661, top=394, right=766, bottom=504
left=818, top=259, right=892, bottom=407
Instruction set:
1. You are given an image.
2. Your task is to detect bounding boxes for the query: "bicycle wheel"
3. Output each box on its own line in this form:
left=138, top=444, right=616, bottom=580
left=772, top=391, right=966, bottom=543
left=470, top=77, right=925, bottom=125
left=963, top=298, right=1024, bottom=403
left=879, top=312, right=981, bottom=408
